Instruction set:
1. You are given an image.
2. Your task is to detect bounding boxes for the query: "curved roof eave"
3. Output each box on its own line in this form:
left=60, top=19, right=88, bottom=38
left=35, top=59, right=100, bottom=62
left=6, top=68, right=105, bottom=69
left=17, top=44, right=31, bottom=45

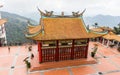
left=80, top=16, right=90, bottom=33
left=27, top=23, right=40, bottom=27
left=25, top=29, right=42, bottom=38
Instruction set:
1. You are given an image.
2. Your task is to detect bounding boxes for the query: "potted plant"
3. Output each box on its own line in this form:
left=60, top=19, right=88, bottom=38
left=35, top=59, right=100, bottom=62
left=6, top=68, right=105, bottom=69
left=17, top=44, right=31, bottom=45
left=23, top=57, right=31, bottom=69
left=25, top=61, right=31, bottom=68
left=91, top=52, right=96, bottom=57
left=91, top=44, right=98, bottom=57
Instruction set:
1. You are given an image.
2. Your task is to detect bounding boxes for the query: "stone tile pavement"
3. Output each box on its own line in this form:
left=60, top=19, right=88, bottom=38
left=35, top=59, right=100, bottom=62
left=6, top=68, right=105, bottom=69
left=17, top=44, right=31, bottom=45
left=0, top=42, right=120, bottom=75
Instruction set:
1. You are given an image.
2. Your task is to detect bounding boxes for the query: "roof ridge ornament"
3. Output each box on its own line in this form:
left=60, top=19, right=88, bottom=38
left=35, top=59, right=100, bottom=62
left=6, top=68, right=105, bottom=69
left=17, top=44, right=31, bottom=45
left=37, top=7, right=53, bottom=17
left=72, top=9, right=86, bottom=17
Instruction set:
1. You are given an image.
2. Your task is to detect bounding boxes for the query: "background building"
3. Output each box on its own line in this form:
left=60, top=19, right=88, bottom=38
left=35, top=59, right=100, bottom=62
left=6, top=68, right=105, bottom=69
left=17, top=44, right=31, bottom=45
left=0, top=5, right=7, bottom=46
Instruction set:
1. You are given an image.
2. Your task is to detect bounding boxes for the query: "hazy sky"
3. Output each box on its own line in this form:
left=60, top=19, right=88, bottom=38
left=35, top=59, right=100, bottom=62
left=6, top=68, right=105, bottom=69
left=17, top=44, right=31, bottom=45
left=0, top=0, right=120, bottom=17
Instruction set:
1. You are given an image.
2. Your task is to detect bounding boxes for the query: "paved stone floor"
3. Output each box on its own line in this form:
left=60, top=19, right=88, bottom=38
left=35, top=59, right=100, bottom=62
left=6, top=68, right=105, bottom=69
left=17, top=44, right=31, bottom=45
left=0, top=42, right=120, bottom=75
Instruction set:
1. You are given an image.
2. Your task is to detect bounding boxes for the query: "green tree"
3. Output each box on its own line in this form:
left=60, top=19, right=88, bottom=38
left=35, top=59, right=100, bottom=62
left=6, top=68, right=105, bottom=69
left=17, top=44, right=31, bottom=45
left=114, top=23, right=120, bottom=34
left=92, top=22, right=99, bottom=28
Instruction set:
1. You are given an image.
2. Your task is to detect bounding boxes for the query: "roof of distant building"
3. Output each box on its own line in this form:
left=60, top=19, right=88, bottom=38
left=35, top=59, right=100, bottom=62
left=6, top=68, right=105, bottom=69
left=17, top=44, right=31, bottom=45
left=0, top=19, right=7, bottom=26
left=103, top=31, right=120, bottom=42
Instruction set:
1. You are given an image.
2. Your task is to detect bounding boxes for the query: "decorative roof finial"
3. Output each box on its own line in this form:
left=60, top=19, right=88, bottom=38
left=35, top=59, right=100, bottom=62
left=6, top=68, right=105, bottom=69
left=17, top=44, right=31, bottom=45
left=72, top=9, right=86, bottom=17
left=37, top=7, right=53, bottom=17
left=80, top=9, right=86, bottom=16
left=37, top=7, right=46, bottom=16
left=44, top=10, right=53, bottom=17
left=72, top=11, right=79, bottom=17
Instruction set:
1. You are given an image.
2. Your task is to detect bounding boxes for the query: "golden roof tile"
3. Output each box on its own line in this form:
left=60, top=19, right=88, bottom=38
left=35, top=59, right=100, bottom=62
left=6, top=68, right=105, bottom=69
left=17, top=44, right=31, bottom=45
left=27, top=25, right=41, bottom=34
left=90, top=28, right=103, bottom=32
left=103, top=31, right=120, bottom=42
left=26, top=18, right=107, bottom=40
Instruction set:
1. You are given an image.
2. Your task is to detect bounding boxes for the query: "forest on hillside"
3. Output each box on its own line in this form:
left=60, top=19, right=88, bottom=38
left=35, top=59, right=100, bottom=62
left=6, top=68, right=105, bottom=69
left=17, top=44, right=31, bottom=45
left=1, top=11, right=37, bottom=44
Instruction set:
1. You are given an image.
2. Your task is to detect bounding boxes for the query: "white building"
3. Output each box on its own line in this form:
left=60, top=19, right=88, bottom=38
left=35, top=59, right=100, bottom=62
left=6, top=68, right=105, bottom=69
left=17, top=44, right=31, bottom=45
left=0, top=5, right=7, bottom=46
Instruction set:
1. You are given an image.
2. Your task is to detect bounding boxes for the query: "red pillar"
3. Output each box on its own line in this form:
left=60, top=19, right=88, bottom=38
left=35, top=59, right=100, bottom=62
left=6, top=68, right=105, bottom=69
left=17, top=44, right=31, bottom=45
left=55, top=40, right=59, bottom=61
left=100, top=37, right=102, bottom=43
left=38, top=42, right=42, bottom=63
left=85, top=39, right=89, bottom=58
left=71, top=39, right=74, bottom=59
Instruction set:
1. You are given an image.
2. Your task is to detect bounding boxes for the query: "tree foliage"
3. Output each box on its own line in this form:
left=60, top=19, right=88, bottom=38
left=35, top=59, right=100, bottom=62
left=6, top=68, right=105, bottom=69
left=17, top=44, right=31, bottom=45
left=1, top=11, right=37, bottom=44
left=92, top=22, right=99, bottom=28
left=114, top=23, right=120, bottom=34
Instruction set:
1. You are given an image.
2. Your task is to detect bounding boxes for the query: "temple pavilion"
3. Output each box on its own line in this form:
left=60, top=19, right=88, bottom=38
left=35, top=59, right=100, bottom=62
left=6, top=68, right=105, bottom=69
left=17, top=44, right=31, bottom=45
left=90, top=27, right=120, bottom=48
left=0, top=19, right=7, bottom=46
left=25, top=9, right=107, bottom=63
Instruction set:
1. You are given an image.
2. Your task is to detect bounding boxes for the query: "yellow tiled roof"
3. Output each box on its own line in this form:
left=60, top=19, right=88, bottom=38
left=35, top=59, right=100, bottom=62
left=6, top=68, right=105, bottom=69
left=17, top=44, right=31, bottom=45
left=90, top=28, right=103, bottom=32
left=0, top=19, right=7, bottom=25
left=26, top=18, right=106, bottom=40
left=100, top=27, right=113, bottom=31
left=103, top=32, right=120, bottom=42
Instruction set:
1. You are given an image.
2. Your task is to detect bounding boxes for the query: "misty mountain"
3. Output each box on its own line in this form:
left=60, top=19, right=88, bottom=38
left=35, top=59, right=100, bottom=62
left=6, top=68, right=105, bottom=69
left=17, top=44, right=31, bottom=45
left=1, top=11, right=37, bottom=44
left=84, top=15, right=120, bottom=28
